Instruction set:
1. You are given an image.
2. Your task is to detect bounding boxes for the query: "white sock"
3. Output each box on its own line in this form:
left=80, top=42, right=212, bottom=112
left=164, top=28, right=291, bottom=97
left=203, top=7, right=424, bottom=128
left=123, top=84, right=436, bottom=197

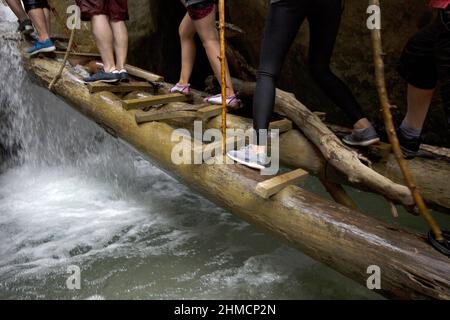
left=400, top=121, right=421, bottom=139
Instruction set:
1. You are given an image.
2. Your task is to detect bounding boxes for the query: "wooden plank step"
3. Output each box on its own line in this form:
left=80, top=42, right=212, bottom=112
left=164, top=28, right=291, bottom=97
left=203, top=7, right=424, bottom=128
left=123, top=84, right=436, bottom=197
left=255, top=169, right=309, bottom=199
left=135, top=110, right=198, bottom=124
left=122, top=93, right=189, bottom=110
left=54, top=51, right=101, bottom=58
left=125, top=64, right=164, bottom=83
left=87, top=82, right=152, bottom=94
left=197, top=105, right=223, bottom=120
left=269, top=119, right=293, bottom=133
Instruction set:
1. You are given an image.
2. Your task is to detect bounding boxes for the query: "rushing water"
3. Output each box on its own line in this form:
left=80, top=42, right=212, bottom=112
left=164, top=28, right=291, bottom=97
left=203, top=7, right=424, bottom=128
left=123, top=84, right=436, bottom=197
left=1, top=7, right=448, bottom=300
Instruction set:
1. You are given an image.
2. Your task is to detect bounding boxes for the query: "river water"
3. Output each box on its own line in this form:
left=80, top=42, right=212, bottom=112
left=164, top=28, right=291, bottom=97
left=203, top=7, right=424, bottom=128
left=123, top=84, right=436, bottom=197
left=1, top=6, right=447, bottom=300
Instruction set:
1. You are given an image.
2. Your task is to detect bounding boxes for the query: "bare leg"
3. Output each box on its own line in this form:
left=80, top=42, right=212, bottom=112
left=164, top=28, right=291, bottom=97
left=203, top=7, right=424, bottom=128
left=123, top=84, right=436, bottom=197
left=178, top=13, right=197, bottom=85
left=43, top=7, right=50, bottom=36
left=91, top=15, right=116, bottom=72
left=27, top=8, right=49, bottom=41
left=193, top=8, right=235, bottom=96
left=4, top=0, right=28, bottom=22
left=403, top=84, right=435, bottom=130
left=110, top=20, right=128, bottom=70
left=353, top=118, right=372, bottom=130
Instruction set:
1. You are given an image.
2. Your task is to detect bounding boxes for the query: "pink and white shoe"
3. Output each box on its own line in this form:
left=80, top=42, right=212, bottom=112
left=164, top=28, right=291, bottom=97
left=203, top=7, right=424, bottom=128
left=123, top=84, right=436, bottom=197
left=171, top=83, right=191, bottom=95
left=204, top=94, right=240, bottom=108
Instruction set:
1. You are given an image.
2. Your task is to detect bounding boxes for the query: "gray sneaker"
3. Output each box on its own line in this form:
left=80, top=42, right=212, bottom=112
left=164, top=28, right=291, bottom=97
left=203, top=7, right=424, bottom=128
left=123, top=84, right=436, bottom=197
left=227, top=145, right=270, bottom=170
left=343, top=126, right=380, bottom=147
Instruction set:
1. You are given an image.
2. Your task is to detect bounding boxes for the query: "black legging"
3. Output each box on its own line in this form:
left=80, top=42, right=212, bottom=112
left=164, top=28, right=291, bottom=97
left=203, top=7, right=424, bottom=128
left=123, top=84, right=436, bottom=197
left=253, top=0, right=366, bottom=143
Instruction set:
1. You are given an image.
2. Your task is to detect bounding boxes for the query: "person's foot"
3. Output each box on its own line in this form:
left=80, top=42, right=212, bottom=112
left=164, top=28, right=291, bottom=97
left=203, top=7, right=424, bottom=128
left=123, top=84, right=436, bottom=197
left=117, top=69, right=129, bottom=83
left=398, top=129, right=421, bottom=159
left=83, top=70, right=121, bottom=84
left=17, top=19, right=34, bottom=35
left=205, top=94, right=240, bottom=108
left=26, top=38, right=56, bottom=56
left=170, top=83, right=191, bottom=95
left=29, top=31, right=39, bottom=42
left=343, top=126, right=380, bottom=147
left=227, top=145, right=270, bottom=170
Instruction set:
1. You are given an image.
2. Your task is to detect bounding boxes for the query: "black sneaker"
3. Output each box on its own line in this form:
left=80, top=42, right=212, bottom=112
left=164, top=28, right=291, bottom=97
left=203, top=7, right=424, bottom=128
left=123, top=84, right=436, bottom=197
left=118, top=69, right=129, bottom=83
left=83, top=70, right=121, bottom=84
left=343, top=126, right=380, bottom=147
left=227, top=145, right=270, bottom=170
left=397, top=130, right=421, bottom=159
left=18, top=19, right=34, bottom=36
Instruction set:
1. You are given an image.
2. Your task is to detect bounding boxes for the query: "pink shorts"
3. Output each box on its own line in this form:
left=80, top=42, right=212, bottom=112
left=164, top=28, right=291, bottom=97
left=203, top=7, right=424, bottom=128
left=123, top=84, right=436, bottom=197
left=186, top=1, right=216, bottom=20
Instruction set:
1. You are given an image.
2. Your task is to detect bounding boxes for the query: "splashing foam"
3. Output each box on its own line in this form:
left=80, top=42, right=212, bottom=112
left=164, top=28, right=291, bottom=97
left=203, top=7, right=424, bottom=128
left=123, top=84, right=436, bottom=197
left=0, top=9, right=202, bottom=277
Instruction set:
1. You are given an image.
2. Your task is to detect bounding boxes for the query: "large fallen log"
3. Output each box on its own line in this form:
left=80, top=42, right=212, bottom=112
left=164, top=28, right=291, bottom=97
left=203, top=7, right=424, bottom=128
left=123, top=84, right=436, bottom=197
left=23, top=54, right=450, bottom=299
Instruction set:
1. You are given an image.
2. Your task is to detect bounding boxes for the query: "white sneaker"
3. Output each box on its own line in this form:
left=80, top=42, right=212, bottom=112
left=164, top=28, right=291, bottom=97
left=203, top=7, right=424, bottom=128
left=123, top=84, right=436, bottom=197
left=171, top=83, right=191, bottom=95
left=227, top=145, right=270, bottom=170
left=204, top=94, right=240, bottom=108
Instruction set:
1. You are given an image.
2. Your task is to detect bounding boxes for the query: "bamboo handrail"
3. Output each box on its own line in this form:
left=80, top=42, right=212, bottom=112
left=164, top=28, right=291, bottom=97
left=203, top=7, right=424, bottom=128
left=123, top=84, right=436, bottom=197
left=219, top=0, right=227, bottom=155
left=369, top=0, right=443, bottom=241
left=48, top=26, right=75, bottom=91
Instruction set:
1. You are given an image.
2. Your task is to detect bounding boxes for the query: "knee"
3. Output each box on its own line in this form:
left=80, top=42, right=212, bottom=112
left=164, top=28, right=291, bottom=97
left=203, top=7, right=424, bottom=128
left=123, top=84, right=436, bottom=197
left=200, top=37, right=218, bottom=52
left=179, top=25, right=194, bottom=41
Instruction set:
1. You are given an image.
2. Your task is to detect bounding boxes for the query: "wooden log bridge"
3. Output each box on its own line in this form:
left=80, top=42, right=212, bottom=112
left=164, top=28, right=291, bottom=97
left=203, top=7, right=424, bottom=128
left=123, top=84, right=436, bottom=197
left=24, top=54, right=450, bottom=300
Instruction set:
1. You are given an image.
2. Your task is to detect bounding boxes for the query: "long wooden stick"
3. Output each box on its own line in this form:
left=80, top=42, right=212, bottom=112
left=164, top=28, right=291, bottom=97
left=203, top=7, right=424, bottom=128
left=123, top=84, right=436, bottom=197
left=369, top=0, right=443, bottom=241
left=219, top=0, right=227, bottom=155
left=49, top=26, right=75, bottom=91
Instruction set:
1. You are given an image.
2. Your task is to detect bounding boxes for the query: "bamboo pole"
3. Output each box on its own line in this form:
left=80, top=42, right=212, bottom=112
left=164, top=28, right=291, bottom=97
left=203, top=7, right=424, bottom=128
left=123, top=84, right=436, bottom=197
left=219, top=0, right=227, bottom=155
left=369, top=0, right=443, bottom=241
left=48, top=26, right=75, bottom=91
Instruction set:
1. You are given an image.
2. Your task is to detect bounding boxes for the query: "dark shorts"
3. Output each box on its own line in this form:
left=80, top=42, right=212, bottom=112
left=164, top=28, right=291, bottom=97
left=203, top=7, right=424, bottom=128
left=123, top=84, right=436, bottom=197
left=399, top=8, right=450, bottom=124
left=75, top=0, right=129, bottom=22
left=22, top=0, right=49, bottom=13
left=398, top=9, right=450, bottom=90
left=186, top=0, right=216, bottom=21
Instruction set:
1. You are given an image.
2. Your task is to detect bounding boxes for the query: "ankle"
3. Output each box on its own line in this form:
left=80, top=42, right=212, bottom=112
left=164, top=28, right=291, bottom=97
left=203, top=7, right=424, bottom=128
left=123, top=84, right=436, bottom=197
left=179, top=78, right=189, bottom=85
left=400, top=121, right=422, bottom=139
left=38, top=35, right=50, bottom=42
left=226, top=88, right=235, bottom=97
left=104, top=66, right=117, bottom=73
left=353, top=118, right=372, bottom=130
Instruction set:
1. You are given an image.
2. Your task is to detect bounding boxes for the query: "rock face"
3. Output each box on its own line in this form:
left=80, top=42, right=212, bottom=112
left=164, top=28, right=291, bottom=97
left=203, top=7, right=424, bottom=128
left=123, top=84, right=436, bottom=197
left=53, top=0, right=448, bottom=146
